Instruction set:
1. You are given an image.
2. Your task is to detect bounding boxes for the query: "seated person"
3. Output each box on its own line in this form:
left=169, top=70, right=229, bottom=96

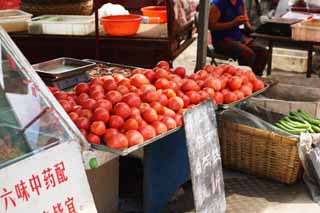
left=209, top=0, right=269, bottom=76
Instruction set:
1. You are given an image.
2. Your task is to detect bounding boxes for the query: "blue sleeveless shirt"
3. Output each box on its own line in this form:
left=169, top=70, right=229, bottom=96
left=211, top=0, right=244, bottom=43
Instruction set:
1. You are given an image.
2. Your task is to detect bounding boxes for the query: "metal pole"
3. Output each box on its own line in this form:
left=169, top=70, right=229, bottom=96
left=195, top=0, right=210, bottom=71
left=93, top=0, right=100, bottom=60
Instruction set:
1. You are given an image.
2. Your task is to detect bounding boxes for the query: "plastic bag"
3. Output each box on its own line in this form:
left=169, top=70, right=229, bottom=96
left=299, top=133, right=320, bottom=204
left=218, top=103, right=296, bottom=138
left=98, top=3, right=129, bottom=18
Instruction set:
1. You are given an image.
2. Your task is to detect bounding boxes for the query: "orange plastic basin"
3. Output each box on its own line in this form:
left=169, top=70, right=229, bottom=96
left=100, top=15, right=142, bottom=36
left=141, top=6, right=167, bottom=23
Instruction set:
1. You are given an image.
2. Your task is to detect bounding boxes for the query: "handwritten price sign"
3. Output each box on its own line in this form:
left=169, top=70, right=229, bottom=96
left=0, top=142, right=97, bottom=213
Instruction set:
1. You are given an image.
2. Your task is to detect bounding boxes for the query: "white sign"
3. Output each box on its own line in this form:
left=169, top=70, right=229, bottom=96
left=0, top=141, right=97, bottom=213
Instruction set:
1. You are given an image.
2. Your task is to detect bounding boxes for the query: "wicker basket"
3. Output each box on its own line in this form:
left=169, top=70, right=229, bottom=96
left=218, top=118, right=301, bottom=184
left=21, top=0, right=93, bottom=16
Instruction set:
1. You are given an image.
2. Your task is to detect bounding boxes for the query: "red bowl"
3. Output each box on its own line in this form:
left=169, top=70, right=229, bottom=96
left=141, top=6, right=167, bottom=23
left=100, top=15, right=142, bottom=36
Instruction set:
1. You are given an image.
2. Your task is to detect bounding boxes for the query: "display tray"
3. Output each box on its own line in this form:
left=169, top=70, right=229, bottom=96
left=33, top=57, right=96, bottom=80
left=92, top=127, right=182, bottom=156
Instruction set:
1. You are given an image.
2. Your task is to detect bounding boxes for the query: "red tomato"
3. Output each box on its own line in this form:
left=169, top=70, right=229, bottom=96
left=89, top=84, right=104, bottom=94
left=79, top=129, right=88, bottom=137
left=118, top=78, right=131, bottom=87
left=189, top=73, right=201, bottom=81
left=198, top=91, right=210, bottom=101
left=219, top=77, right=228, bottom=90
left=125, top=130, right=144, bottom=147
left=167, top=81, right=179, bottom=92
left=162, top=89, right=177, bottom=99
left=152, top=121, right=168, bottom=135
left=168, top=97, right=184, bottom=111
left=75, top=83, right=89, bottom=94
left=150, top=102, right=164, bottom=115
left=140, top=84, right=156, bottom=93
left=106, top=90, right=122, bottom=104
left=154, top=68, right=170, bottom=79
left=72, top=105, right=82, bottom=114
left=117, top=85, right=129, bottom=95
left=123, top=118, right=139, bottom=131
left=180, top=95, right=190, bottom=108
left=103, top=78, right=117, bottom=92
left=141, top=90, right=159, bottom=103
left=90, top=77, right=104, bottom=86
left=139, top=102, right=149, bottom=112
left=90, top=121, right=106, bottom=136
left=228, top=76, right=243, bottom=91
left=197, top=70, right=208, bottom=79
left=96, top=99, right=113, bottom=111
left=93, top=107, right=110, bottom=123
left=196, top=80, right=205, bottom=89
left=224, top=92, right=238, bottom=104
left=113, top=73, right=125, bottom=83
left=122, top=93, right=142, bottom=108
left=224, top=65, right=236, bottom=75
left=203, top=78, right=222, bottom=91
left=59, top=100, right=73, bottom=113
left=139, top=125, right=156, bottom=140
left=109, top=115, right=124, bottom=129
left=155, top=78, right=170, bottom=90
left=68, top=112, right=79, bottom=122
left=156, top=61, right=170, bottom=71
left=253, top=79, right=265, bottom=91
left=77, top=93, right=89, bottom=105
left=131, top=68, right=145, bottom=75
left=130, top=114, right=143, bottom=126
left=144, top=70, right=156, bottom=83
left=130, top=74, right=150, bottom=88
left=90, top=91, right=105, bottom=100
left=86, top=133, right=100, bottom=144
left=239, top=74, right=249, bottom=84
left=234, top=90, right=245, bottom=100
left=246, top=70, right=257, bottom=82
left=203, top=87, right=215, bottom=98
left=79, top=109, right=93, bottom=120
left=172, top=114, right=183, bottom=126
left=114, top=102, right=131, bottom=119
left=214, top=92, right=224, bottom=104
left=158, top=94, right=169, bottom=106
left=163, top=107, right=175, bottom=117
left=246, top=82, right=253, bottom=90
left=221, top=89, right=231, bottom=96
left=54, top=91, right=68, bottom=100
left=186, top=91, right=201, bottom=104
left=142, top=108, right=159, bottom=123
left=82, top=98, right=97, bottom=110
left=75, top=117, right=90, bottom=130
left=162, top=116, right=177, bottom=130
left=174, top=67, right=186, bottom=78
left=181, top=79, right=200, bottom=92
left=103, top=128, right=119, bottom=142
left=130, top=107, right=141, bottom=116
left=106, top=133, right=128, bottom=150
left=240, top=85, right=252, bottom=97
left=203, top=64, right=215, bottom=73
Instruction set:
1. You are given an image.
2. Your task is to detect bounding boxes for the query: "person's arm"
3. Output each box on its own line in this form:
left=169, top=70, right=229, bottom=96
left=209, top=5, right=247, bottom=31
left=241, top=1, right=253, bottom=30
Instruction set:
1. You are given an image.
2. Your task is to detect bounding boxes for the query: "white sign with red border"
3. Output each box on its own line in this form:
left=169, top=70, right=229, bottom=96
left=0, top=141, right=97, bottom=213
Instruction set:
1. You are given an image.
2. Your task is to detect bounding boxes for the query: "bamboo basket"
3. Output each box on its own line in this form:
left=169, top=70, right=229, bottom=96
left=218, top=118, right=301, bottom=184
left=21, top=0, right=93, bottom=16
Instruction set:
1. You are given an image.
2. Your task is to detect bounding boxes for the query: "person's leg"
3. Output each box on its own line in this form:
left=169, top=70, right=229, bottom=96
left=247, top=40, right=269, bottom=76
left=214, top=38, right=256, bottom=68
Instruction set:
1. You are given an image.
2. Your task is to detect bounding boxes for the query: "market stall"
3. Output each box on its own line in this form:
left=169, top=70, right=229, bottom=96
left=6, top=0, right=196, bottom=68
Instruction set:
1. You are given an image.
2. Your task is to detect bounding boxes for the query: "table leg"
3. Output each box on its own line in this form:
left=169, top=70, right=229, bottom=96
left=307, top=44, right=313, bottom=78
left=267, top=40, right=273, bottom=76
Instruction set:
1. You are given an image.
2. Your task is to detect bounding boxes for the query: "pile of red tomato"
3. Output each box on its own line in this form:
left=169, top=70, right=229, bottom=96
left=51, top=61, right=264, bottom=150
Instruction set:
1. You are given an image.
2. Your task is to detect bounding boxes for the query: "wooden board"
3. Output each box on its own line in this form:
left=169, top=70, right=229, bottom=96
left=183, top=100, right=226, bottom=213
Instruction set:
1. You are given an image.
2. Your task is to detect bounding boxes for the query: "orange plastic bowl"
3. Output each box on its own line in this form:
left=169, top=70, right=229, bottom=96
left=100, top=15, right=142, bottom=36
left=141, top=6, right=167, bottom=23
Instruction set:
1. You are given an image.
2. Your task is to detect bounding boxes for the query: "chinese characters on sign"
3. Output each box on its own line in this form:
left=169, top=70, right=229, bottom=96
left=0, top=142, right=97, bottom=213
left=0, top=161, right=72, bottom=212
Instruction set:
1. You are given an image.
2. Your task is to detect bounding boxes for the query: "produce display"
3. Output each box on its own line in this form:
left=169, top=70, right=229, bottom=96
left=51, top=61, right=265, bottom=150
left=275, top=109, right=320, bottom=135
